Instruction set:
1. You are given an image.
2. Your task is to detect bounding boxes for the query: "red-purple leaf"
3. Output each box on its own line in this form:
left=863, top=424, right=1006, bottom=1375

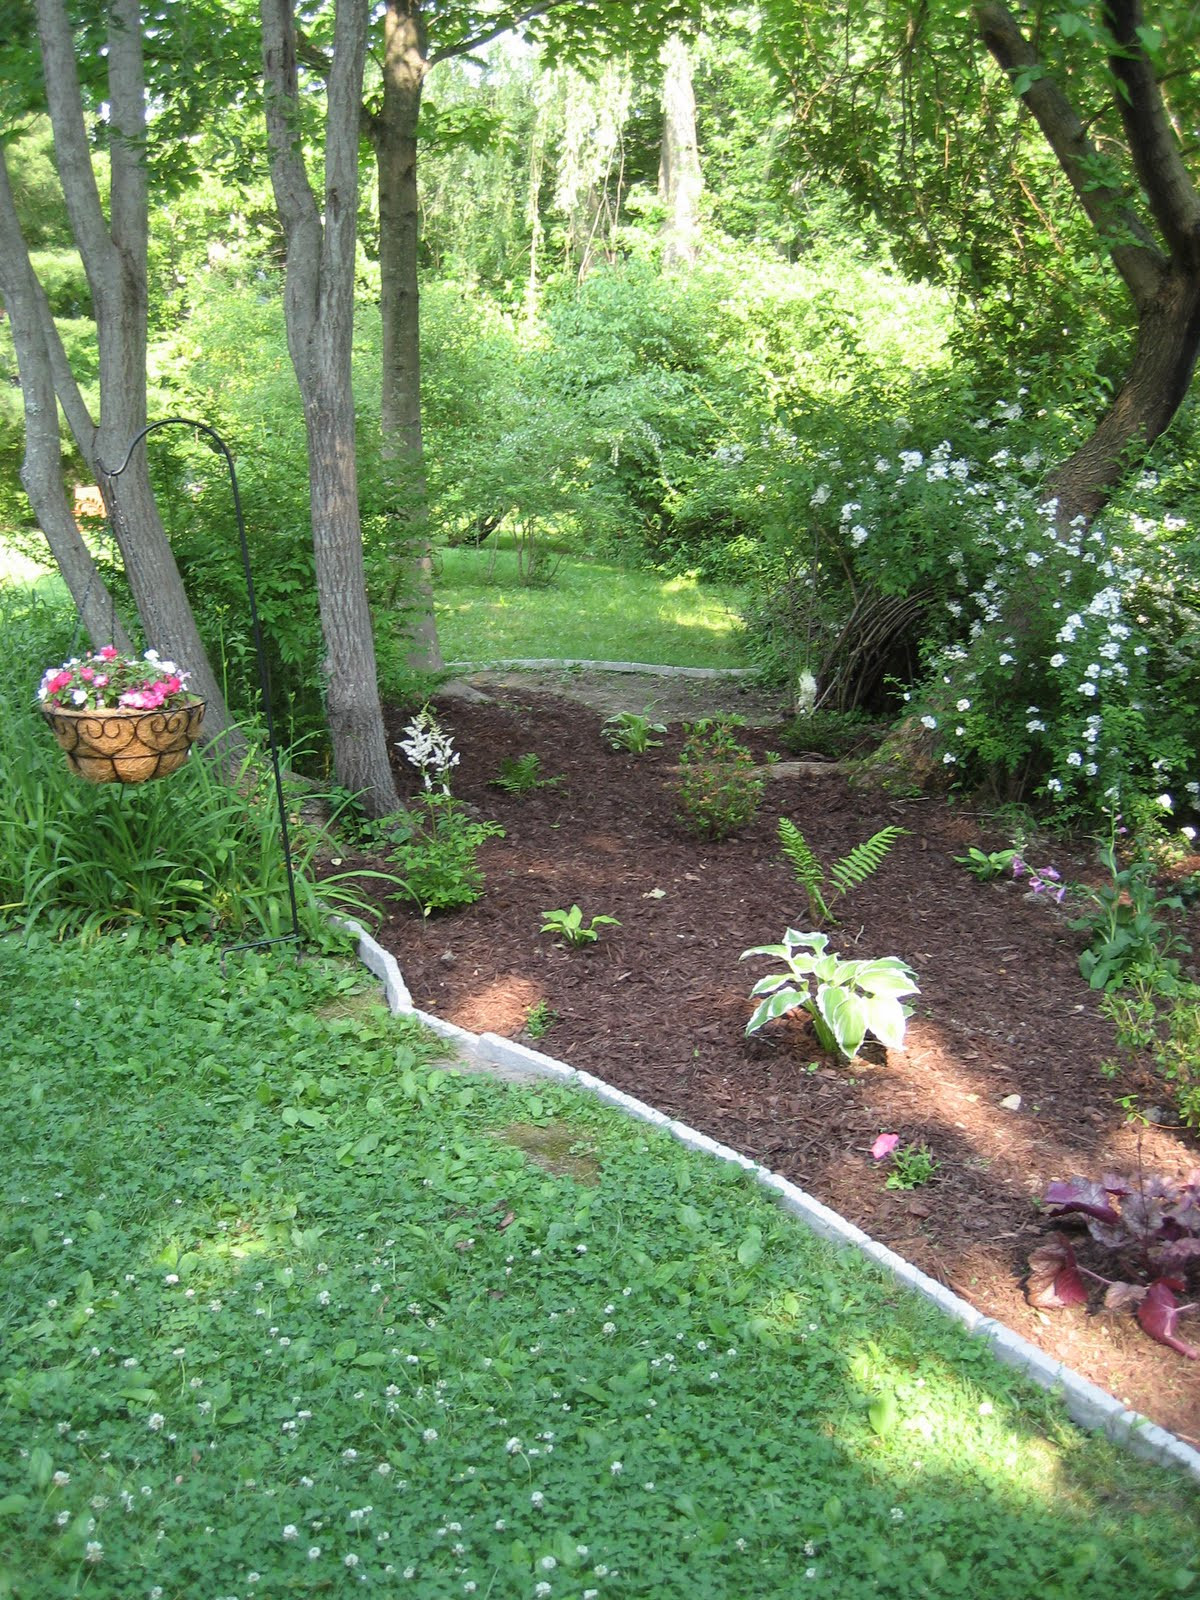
left=1102, top=1281, right=1146, bottom=1311
left=1027, top=1236, right=1090, bottom=1308
left=1043, top=1178, right=1122, bottom=1225
left=1150, top=1237, right=1200, bottom=1274
left=1136, top=1280, right=1199, bottom=1359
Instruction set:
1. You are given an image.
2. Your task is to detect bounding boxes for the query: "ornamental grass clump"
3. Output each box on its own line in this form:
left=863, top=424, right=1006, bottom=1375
left=37, top=646, right=194, bottom=712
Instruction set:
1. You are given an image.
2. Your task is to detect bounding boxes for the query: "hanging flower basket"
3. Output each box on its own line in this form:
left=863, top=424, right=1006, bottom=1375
left=37, top=646, right=205, bottom=785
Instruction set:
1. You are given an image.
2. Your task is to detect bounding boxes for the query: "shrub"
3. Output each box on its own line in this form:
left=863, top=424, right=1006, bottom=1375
left=675, top=716, right=763, bottom=839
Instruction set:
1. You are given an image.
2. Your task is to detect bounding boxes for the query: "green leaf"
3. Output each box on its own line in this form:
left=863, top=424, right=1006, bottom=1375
left=737, top=1227, right=764, bottom=1269
left=869, top=1390, right=899, bottom=1436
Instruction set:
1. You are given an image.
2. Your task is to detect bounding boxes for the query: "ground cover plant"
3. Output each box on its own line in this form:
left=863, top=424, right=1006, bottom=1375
left=2, top=935, right=1199, bottom=1599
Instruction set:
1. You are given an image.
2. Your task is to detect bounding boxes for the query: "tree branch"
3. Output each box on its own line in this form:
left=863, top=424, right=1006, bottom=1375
left=1102, top=0, right=1200, bottom=267
left=31, top=0, right=119, bottom=293
left=429, top=0, right=566, bottom=67
left=974, top=0, right=1164, bottom=307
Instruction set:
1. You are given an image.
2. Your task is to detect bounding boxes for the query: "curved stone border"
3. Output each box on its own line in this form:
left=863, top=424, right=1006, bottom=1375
left=336, top=916, right=1200, bottom=1485
left=444, top=658, right=758, bottom=679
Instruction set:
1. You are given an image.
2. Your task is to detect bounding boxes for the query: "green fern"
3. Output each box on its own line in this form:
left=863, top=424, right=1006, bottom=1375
left=828, top=826, right=906, bottom=897
left=777, top=816, right=832, bottom=924
left=777, top=818, right=905, bottom=925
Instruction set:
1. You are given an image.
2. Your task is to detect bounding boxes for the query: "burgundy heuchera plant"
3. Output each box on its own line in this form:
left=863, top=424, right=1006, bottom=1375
left=1028, top=1169, right=1200, bottom=1357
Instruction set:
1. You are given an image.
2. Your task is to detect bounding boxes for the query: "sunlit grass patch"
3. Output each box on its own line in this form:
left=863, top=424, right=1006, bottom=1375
left=433, top=543, right=747, bottom=668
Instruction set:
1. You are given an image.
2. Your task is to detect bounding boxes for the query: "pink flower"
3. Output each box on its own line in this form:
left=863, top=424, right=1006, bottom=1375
left=871, top=1133, right=900, bottom=1161
left=99, top=645, right=119, bottom=659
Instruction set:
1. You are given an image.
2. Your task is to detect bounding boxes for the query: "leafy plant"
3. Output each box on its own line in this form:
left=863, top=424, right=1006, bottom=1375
left=1070, top=830, right=1191, bottom=990
left=384, top=794, right=504, bottom=915
left=884, top=1143, right=940, bottom=1191
left=539, top=904, right=621, bottom=947
left=955, top=846, right=1021, bottom=880
left=1028, top=1169, right=1200, bottom=1358
left=1102, top=970, right=1200, bottom=1131
left=778, top=817, right=905, bottom=925
left=676, top=716, right=764, bottom=839
left=38, top=644, right=194, bottom=712
left=490, top=752, right=562, bottom=795
left=741, top=928, right=920, bottom=1061
left=523, top=999, right=558, bottom=1038
left=603, top=705, right=667, bottom=754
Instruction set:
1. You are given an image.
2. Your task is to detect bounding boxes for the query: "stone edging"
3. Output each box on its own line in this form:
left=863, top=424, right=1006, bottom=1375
left=336, top=916, right=1200, bottom=1485
left=443, top=658, right=758, bottom=679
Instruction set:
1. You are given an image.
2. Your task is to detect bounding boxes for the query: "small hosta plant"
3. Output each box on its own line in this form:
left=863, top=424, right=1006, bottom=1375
left=603, top=705, right=667, bottom=754
left=539, top=905, right=621, bottom=947
left=778, top=817, right=905, bottom=926
left=954, top=846, right=1021, bottom=880
left=741, top=929, right=919, bottom=1061
left=1028, top=1170, right=1200, bottom=1357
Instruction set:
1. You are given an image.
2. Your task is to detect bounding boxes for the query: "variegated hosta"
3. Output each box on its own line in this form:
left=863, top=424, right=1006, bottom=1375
left=740, top=929, right=919, bottom=1061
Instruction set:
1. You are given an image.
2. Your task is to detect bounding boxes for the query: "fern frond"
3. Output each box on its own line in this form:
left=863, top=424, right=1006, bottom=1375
left=828, top=826, right=906, bottom=896
left=777, top=817, right=832, bottom=924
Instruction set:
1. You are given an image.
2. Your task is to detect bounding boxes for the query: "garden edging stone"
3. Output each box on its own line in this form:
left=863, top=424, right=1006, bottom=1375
left=335, top=916, right=1200, bottom=1486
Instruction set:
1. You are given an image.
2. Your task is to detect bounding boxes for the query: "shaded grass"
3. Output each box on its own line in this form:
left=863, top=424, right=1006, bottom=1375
left=0, top=935, right=1196, bottom=1599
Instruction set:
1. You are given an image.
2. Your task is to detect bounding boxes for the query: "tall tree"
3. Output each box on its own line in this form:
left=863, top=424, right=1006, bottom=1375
left=262, top=0, right=400, bottom=817
left=657, top=33, right=703, bottom=268
left=0, top=0, right=239, bottom=739
left=763, top=0, right=1200, bottom=524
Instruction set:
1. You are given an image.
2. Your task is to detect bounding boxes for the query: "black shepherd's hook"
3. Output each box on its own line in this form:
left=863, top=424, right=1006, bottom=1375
left=100, top=417, right=302, bottom=959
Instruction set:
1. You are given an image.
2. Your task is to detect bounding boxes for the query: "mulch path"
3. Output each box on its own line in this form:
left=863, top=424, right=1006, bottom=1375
left=352, top=684, right=1200, bottom=1446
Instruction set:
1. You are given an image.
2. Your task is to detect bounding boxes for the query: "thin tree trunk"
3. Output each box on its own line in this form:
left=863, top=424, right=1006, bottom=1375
left=658, top=34, right=703, bottom=270
left=0, top=149, right=132, bottom=652
left=370, top=0, right=442, bottom=673
left=28, top=0, right=239, bottom=742
left=262, top=0, right=400, bottom=818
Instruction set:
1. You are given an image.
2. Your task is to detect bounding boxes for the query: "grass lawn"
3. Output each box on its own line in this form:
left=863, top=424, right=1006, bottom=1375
left=433, top=544, right=748, bottom=669
left=1, top=934, right=1197, bottom=1599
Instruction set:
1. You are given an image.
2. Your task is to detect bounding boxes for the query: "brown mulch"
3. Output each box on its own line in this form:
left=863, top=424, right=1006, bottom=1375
left=354, top=682, right=1200, bottom=1446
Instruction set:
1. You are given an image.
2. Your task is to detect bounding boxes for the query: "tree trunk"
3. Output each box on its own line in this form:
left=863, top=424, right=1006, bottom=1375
left=262, top=0, right=400, bottom=818
left=0, top=150, right=133, bottom=652
left=658, top=34, right=703, bottom=270
left=22, top=0, right=239, bottom=740
left=369, top=0, right=443, bottom=673
left=976, top=0, right=1200, bottom=525
left=1044, top=267, right=1200, bottom=524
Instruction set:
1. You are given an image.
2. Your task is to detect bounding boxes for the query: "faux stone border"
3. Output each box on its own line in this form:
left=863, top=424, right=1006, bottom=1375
left=335, top=916, right=1200, bottom=1485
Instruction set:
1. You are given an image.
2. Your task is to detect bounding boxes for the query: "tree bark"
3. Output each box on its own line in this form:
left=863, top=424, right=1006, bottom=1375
left=28, top=0, right=239, bottom=742
left=658, top=34, right=703, bottom=269
left=0, top=149, right=133, bottom=652
left=368, top=0, right=442, bottom=673
left=262, top=0, right=400, bottom=818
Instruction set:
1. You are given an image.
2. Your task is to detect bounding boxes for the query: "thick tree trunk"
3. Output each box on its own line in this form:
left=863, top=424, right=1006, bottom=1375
left=976, top=0, right=1200, bottom=526
left=370, top=0, right=442, bottom=673
left=658, top=34, right=703, bottom=270
left=1045, top=267, right=1200, bottom=524
left=263, top=0, right=400, bottom=818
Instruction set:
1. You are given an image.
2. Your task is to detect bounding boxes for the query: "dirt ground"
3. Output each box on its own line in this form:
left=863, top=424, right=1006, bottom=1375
left=347, top=671, right=1200, bottom=1446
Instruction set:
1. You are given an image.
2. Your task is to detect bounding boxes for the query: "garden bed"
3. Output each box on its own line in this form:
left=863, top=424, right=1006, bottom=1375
left=356, top=683, right=1200, bottom=1446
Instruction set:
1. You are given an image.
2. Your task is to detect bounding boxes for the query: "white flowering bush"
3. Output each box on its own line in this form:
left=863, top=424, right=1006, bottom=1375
left=744, top=400, right=1200, bottom=819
